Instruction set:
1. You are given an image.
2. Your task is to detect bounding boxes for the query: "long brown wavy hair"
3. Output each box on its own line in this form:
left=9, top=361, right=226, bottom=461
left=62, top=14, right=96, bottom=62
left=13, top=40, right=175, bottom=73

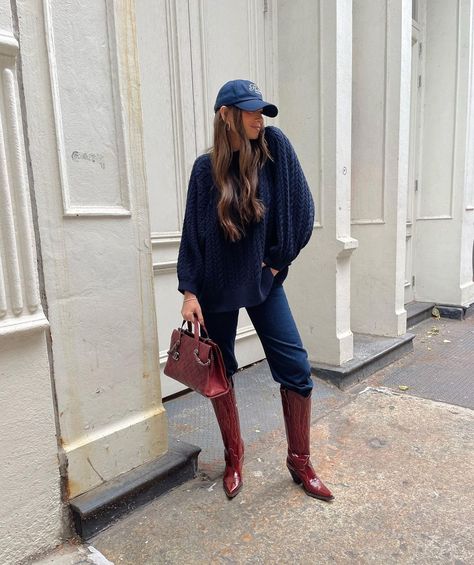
left=210, top=106, right=272, bottom=242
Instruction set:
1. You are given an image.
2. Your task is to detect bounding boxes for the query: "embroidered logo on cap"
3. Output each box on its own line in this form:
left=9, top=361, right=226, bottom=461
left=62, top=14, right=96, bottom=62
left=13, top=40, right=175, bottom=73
left=248, top=83, right=262, bottom=95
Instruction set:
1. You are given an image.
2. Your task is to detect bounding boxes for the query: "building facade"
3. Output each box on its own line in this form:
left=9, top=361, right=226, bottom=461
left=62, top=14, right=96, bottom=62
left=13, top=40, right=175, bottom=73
left=0, top=0, right=472, bottom=562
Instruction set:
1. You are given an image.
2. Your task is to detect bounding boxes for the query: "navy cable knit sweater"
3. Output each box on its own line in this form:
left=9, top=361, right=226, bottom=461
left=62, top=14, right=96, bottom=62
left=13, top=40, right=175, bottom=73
left=177, top=126, right=315, bottom=312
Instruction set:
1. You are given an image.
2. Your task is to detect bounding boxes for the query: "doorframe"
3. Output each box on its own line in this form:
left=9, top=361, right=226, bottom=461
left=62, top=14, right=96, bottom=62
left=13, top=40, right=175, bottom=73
left=405, top=0, right=426, bottom=304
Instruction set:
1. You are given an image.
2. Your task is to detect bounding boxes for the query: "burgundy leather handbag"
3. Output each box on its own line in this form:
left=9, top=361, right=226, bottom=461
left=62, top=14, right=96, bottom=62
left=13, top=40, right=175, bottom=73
left=163, top=318, right=230, bottom=398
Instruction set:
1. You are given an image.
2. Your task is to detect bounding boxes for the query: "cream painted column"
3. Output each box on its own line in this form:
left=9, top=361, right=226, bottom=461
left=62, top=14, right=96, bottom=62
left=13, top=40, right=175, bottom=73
left=0, top=4, right=62, bottom=562
left=350, top=0, right=411, bottom=336
left=277, top=0, right=356, bottom=366
left=16, top=0, right=167, bottom=499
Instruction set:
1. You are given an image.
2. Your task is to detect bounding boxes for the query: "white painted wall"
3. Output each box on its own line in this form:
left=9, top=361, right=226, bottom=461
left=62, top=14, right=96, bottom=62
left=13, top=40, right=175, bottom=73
left=16, top=0, right=167, bottom=500
left=0, top=4, right=62, bottom=562
left=0, top=333, right=62, bottom=562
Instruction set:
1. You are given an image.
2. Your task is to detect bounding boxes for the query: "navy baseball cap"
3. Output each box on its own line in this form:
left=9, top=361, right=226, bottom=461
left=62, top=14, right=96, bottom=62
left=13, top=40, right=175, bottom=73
left=214, top=79, right=278, bottom=117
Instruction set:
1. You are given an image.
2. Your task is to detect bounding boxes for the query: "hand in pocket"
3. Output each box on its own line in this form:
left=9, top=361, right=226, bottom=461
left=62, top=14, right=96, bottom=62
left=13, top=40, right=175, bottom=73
left=262, top=262, right=279, bottom=277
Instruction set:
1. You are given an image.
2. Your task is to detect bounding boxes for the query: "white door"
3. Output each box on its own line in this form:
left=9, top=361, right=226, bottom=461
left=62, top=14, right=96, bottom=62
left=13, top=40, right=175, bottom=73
left=136, top=0, right=277, bottom=397
left=405, top=3, right=425, bottom=304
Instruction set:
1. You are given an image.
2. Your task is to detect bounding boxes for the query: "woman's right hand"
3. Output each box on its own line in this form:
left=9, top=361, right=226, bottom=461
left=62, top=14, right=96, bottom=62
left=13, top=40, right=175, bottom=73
left=181, top=292, right=205, bottom=326
left=262, top=262, right=279, bottom=277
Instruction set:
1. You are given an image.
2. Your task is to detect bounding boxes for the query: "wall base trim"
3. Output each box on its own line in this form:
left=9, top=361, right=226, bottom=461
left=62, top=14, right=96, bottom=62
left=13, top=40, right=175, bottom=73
left=70, top=438, right=201, bottom=539
left=405, top=301, right=436, bottom=328
left=434, top=302, right=474, bottom=320
left=312, top=332, right=415, bottom=390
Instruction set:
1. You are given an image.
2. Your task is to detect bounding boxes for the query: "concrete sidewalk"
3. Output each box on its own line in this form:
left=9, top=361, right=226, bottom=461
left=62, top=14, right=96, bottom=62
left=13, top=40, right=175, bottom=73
left=90, top=387, right=473, bottom=564
left=29, top=315, right=474, bottom=564
left=33, top=387, right=473, bottom=564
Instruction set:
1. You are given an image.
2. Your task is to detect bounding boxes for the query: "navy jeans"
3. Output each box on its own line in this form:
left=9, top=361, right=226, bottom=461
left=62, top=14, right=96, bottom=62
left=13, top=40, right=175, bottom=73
left=201, top=281, right=313, bottom=397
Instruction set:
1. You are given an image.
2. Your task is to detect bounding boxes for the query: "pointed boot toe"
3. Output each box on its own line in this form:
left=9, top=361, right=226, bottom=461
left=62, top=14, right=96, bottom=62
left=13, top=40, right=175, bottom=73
left=223, top=445, right=244, bottom=498
left=302, top=473, right=334, bottom=501
left=223, top=469, right=243, bottom=498
left=287, top=458, right=334, bottom=501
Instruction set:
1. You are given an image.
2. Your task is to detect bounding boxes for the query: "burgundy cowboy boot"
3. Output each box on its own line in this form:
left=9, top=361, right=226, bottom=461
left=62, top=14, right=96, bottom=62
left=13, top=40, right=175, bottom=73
left=210, top=385, right=244, bottom=498
left=280, top=386, right=334, bottom=501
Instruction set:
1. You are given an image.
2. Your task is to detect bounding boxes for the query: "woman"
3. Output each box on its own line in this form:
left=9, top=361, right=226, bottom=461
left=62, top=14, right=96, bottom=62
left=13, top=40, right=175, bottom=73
left=177, top=79, right=333, bottom=502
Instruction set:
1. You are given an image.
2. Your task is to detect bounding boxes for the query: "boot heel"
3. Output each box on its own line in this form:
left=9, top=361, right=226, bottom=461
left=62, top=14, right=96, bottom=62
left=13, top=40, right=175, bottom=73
left=288, top=467, right=302, bottom=485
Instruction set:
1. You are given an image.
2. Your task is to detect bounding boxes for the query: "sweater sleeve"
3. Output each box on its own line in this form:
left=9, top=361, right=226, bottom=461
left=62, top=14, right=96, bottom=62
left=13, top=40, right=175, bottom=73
left=263, top=126, right=315, bottom=271
left=177, top=159, right=205, bottom=296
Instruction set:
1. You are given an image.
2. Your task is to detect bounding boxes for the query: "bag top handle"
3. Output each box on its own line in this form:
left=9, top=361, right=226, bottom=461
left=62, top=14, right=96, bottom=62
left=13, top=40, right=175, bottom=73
left=180, top=317, right=209, bottom=343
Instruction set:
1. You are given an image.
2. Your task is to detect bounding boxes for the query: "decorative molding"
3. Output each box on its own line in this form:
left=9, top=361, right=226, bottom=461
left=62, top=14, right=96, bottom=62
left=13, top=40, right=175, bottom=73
left=263, top=0, right=279, bottom=112
left=4, top=68, right=41, bottom=312
left=464, top=0, right=474, bottom=210
left=165, top=0, right=187, bottom=227
left=450, top=0, right=460, bottom=219
left=0, top=32, right=19, bottom=56
left=153, top=261, right=177, bottom=275
left=188, top=0, right=210, bottom=153
left=43, top=0, right=131, bottom=217
left=380, top=0, right=388, bottom=224
left=317, top=0, right=324, bottom=227
left=248, top=0, right=258, bottom=83
left=63, top=405, right=166, bottom=452
left=151, top=231, right=182, bottom=245
left=351, top=219, right=386, bottom=225
left=0, top=54, right=48, bottom=335
left=0, top=252, right=7, bottom=318
left=63, top=206, right=131, bottom=218
left=198, top=0, right=210, bottom=149
left=336, top=236, right=359, bottom=258
left=0, top=92, right=23, bottom=315
left=0, top=314, right=50, bottom=337
left=416, top=215, right=453, bottom=221
left=235, top=323, right=260, bottom=342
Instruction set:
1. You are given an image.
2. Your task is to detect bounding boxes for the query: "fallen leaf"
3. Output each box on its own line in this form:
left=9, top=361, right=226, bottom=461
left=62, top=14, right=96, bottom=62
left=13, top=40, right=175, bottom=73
left=398, top=385, right=409, bottom=391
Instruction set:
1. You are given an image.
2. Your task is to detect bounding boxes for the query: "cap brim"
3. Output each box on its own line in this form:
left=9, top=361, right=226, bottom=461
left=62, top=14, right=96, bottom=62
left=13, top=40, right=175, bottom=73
left=234, top=99, right=278, bottom=118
